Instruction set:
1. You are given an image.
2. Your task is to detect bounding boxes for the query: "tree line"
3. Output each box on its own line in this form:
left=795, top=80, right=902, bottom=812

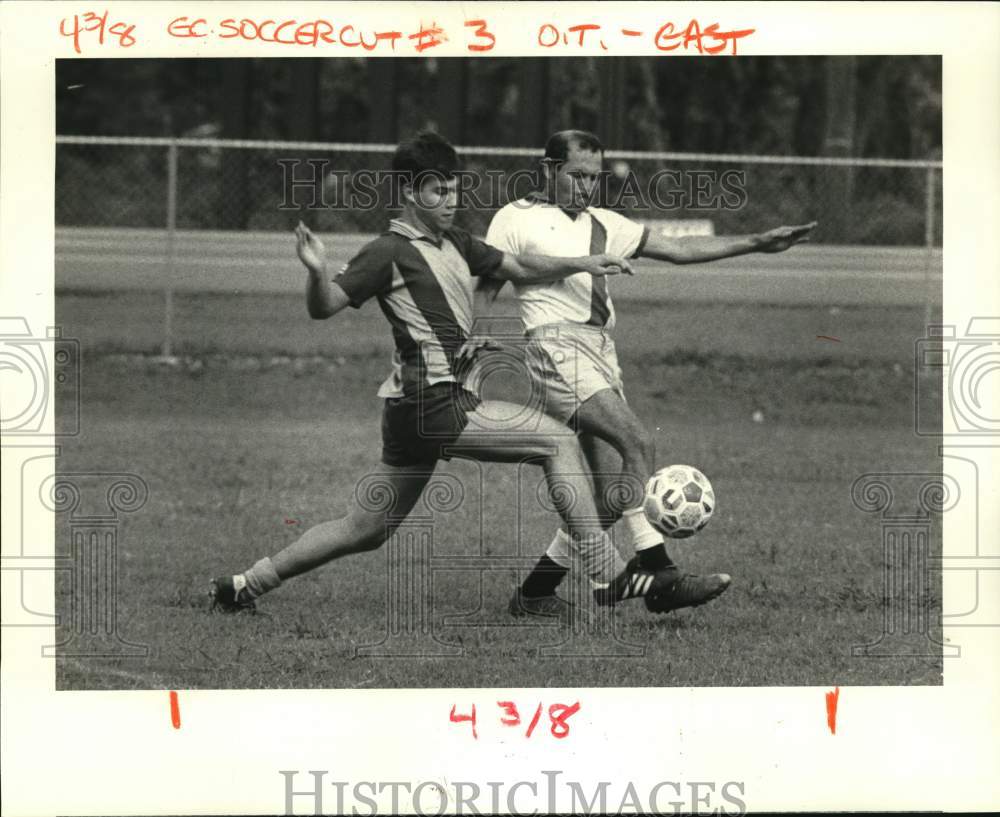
left=57, top=56, right=940, bottom=158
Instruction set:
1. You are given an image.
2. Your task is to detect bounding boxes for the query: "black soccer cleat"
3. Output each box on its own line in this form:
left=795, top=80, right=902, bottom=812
left=593, top=557, right=732, bottom=612
left=644, top=571, right=731, bottom=614
left=209, top=574, right=256, bottom=613
left=593, top=556, right=675, bottom=607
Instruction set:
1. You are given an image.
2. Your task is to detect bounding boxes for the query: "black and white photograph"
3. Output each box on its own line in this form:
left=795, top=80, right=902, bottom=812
left=50, top=52, right=945, bottom=689
left=2, top=3, right=998, bottom=815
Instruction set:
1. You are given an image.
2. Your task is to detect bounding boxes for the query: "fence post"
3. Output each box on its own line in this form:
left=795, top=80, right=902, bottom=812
left=163, top=141, right=178, bottom=359
left=923, top=165, right=937, bottom=332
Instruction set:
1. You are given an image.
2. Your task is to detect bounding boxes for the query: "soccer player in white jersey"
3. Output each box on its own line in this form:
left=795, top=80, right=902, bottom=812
left=209, top=131, right=691, bottom=615
left=485, top=130, right=815, bottom=617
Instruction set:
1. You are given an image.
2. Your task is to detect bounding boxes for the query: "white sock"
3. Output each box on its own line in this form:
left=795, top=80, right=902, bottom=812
left=622, top=507, right=663, bottom=552
left=545, top=528, right=574, bottom=569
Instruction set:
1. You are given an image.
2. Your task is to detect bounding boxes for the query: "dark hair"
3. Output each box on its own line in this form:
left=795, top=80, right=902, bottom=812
left=543, top=130, right=604, bottom=163
left=392, top=130, right=459, bottom=178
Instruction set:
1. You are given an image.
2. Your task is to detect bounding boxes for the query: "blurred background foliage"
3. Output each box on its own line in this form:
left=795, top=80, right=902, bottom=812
left=56, top=56, right=941, bottom=157
left=55, top=57, right=941, bottom=242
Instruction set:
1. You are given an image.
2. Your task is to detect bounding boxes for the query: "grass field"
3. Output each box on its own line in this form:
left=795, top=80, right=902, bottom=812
left=54, top=291, right=943, bottom=689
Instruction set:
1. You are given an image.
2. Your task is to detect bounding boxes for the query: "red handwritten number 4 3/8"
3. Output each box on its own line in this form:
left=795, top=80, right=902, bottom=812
left=450, top=702, right=580, bottom=739
left=60, top=12, right=136, bottom=54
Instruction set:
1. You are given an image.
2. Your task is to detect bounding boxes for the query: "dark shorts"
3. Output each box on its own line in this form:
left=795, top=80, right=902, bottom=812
left=381, top=382, right=482, bottom=467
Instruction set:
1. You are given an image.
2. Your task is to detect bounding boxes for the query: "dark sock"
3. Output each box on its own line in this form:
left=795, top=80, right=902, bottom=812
left=521, top=554, right=569, bottom=598
left=636, top=544, right=675, bottom=571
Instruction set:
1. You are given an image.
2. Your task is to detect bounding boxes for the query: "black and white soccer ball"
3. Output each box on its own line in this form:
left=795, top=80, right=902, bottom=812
left=643, top=465, right=716, bottom=538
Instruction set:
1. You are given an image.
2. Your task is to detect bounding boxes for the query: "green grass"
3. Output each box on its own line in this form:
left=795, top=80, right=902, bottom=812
left=53, top=292, right=943, bottom=689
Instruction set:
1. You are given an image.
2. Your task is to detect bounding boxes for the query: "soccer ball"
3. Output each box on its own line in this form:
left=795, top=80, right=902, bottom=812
left=643, top=465, right=715, bottom=538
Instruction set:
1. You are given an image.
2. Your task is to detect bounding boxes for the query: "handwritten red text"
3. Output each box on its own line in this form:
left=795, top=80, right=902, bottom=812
left=162, top=17, right=500, bottom=52
left=58, top=15, right=756, bottom=56
left=59, top=10, right=136, bottom=54
left=654, top=20, right=756, bottom=55
left=450, top=701, right=581, bottom=740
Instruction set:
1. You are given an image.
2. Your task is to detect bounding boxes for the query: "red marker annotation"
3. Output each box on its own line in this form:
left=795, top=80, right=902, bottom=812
left=169, top=690, right=182, bottom=729
left=451, top=701, right=580, bottom=739
left=59, top=11, right=137, bottom=54
left=825, top=687, right=840, bottom=735
left=654, top=20, right=755, bottom=55
left=409, top=21, right=446, bottom=52
left=464, top=19, right=495, bottom=51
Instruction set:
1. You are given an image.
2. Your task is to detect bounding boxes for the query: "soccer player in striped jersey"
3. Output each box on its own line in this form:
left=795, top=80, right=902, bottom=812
left=485, top=130, right=815, bottom=617
left=209, top=131, right=684, bottom=615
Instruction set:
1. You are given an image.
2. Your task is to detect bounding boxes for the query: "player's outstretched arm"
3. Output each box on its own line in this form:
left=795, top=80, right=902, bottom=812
left=494, top=252, right=634, bottom=284
left=639, top=221, right=817, bottom=264
left=295, top=221, right=350, bottom=319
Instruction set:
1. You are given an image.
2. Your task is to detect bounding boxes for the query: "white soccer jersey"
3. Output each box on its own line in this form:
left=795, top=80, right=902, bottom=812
left=485, top=196, right=648, bottom=332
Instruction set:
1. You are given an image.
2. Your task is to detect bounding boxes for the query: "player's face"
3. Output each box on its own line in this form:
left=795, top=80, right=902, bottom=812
left=549, top=145, right=603, bottom=212
left=406, top=175, right=458, bottom=234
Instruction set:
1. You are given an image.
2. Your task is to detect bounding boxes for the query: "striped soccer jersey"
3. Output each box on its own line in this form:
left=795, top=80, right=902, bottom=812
left=333, top=219, right=504, bottom=398
left=485, top=196, right=649, bottom=333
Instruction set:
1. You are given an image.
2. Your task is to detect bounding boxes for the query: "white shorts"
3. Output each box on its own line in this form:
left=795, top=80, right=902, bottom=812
left=525, top=323, right=626, bottom=423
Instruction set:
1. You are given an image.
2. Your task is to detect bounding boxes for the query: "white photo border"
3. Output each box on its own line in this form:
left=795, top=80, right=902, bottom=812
left=2, top=2, right=998, bottom=814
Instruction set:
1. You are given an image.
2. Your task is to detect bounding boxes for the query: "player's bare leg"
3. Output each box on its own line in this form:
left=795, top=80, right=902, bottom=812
left=573, top=387, right=673, bottom=568
left=211, top=401, right=628, bottom=613
left=271, top=465, right=433, bottom=578
left=210, top=464, right=432, bottom=612
left=519, top=388, right=731, bottom=612
left=519, top=433, right=624, bottom=599
left=211, top=399, right=684, bottom=615
left=582, top=432, right=631, bottom=528
left=523, top=387, right=669, bottom=573
left=452, top=400, right=625, bottom=588
left=574, top=394, right=732, bottom=611
left=456, top=400, right=696, bottom=614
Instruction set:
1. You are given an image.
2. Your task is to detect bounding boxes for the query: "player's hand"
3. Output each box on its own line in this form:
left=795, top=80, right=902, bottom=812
left=755, top=221, right=817, bottom=253
left=581, top=253, right=634, bottom=276
left=295, top=220, right=327, bottom=275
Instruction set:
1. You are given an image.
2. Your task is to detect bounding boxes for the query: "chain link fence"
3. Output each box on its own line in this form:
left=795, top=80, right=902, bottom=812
left=57, top=135, right=942, bottom=245
left=55, top=135, right=942, bottom=356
